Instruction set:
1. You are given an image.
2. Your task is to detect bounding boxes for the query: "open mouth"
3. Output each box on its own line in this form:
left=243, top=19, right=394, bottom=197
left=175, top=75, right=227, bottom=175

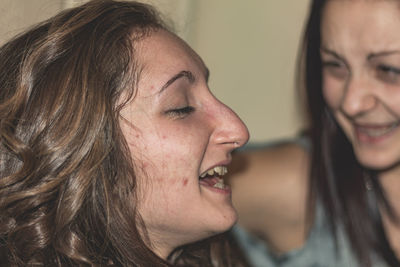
left=356, top=121, right=400, bottom=138
left=199, top=166, right=228, bottom=189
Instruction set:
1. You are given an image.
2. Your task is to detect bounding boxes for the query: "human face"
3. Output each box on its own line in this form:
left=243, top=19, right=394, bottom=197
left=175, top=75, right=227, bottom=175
left=321, top=0, right=400, bottom=171
left=119, top=30, right=249, bottom=258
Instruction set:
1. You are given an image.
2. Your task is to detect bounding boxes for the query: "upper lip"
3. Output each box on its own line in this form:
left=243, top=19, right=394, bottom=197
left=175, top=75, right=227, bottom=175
left=199, top=159, right=231, bottom=177
left=353, top=121, right=400, bottom=129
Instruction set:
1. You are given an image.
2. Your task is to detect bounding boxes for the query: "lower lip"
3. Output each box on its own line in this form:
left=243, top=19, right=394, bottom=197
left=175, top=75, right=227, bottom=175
left=355, top=124, right=399, bottom=144
left=199, top=180, right=232, bottom=195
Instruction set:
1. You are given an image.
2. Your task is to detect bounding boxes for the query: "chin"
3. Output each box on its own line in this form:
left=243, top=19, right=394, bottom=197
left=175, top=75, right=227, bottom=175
left=184, top=216, right=237, bottom=245
left=356, top=151, right=400, bottom=172
left=194, top=210, right=236, bottom=241
left=211, top=207, right=238, bottom=232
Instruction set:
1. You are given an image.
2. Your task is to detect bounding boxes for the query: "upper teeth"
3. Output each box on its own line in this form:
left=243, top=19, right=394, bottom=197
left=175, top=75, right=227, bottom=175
left=200, top=166, right=228, bottom=178
left=359, top=122, right=399, bottom=137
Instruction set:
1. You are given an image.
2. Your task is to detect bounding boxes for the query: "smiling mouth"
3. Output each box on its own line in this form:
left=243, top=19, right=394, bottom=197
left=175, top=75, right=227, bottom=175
left=199, top=166, right=228, bottom=189
left=356, top=122, right=400, bottom=138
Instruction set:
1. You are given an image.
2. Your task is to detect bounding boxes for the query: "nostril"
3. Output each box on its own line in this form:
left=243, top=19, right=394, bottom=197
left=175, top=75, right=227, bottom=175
left=233, top=130, right=249, bottom=149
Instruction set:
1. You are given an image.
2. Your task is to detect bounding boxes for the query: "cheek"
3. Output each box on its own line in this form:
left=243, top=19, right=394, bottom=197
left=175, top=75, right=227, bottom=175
left=127, top=118, right=209, bottom=188
left=322, top=74, right=344, bottom=109
left=384, top=87, right=400, bottom=116
left=135, top=134, right=198, bottom=185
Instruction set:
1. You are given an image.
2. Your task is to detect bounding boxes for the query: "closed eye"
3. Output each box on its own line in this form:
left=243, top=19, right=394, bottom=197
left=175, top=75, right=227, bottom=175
left=165, top=106, right=195, bottom=119
left=322, top=60, right=342, bottom=68
left=377, top=64, right=400, bottom=74
left=322, top=60, right=348, bottom=79
left=376, top=64, right=400, bottom=84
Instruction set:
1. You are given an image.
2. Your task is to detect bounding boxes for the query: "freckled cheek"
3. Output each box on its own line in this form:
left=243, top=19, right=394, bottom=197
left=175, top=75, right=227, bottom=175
left=134, top=125, right=204, bottom=186
left=140, top=146, right=196, bottom=188
left=149, top=170, right=191, bottom=190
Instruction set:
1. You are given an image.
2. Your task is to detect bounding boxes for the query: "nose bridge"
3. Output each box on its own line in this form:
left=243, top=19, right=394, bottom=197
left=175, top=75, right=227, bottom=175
left=210, top=98, right=249, bottom=148
left=341, top=71, right=377, bottom=116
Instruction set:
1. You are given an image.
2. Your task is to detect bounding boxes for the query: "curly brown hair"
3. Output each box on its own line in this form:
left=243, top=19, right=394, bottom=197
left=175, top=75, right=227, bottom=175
left=0, top=0, right=176, bottom=265
left=0, top=1, right=253, bottom=265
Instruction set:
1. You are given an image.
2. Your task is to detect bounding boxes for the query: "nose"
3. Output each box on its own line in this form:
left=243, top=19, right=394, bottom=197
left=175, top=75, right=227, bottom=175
left=340, top=75, right=377, bottom=117
left=211, top=99, right=249, bottom=149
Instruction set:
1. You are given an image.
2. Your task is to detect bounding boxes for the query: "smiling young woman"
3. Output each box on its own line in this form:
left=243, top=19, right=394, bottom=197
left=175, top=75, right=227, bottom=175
left=298, top=0, right=400, bottom=265
left=119, top=28, right=249, bottom=260
left=0, top=1, right=249, bottom=266
left=227, top=0, right=400, bottom=266
left=317, top=1, right=400, bottom=264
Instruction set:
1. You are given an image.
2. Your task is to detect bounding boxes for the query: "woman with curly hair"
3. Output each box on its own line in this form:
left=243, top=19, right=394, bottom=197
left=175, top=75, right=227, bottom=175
left=0, top=1, right=249, bottom=265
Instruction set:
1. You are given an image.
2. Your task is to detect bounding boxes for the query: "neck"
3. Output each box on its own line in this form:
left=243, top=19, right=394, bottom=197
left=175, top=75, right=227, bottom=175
left=139, top=226, right=173, bottom=261
left=379, top=165, right=400, bottom=217
left=377, top=166, right=400, bottom=260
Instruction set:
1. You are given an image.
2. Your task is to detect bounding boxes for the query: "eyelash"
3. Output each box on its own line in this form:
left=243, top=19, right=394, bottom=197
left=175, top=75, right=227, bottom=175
left=322, top=60, right=343, bottom=68
left=377, top=64, right=400, bottom=74
left=165, top=106, right=195, bottom=118
left=322, top=60, right=349, bottom=79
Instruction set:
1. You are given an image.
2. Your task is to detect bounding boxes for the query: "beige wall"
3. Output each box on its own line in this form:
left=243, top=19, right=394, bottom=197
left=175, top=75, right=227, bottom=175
left=0, top=0, right=60, bottom=44
left=0, top=0, right=310, bottom=142
left=187, top=1, right=310, bottom=142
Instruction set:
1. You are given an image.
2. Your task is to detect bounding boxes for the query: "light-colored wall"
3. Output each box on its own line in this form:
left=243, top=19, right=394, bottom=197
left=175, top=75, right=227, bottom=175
left=0, top=0, right=310, bottom=142
left=0, top=0, right=61, bottom=45
left=187, top=1, right=310, bottom=142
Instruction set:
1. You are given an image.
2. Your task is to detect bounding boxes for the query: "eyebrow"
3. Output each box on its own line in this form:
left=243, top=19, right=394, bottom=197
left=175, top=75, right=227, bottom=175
left=320, top=46, right=351, bottom=69
left=367, top=50, right=400, bottom=60
left=320, top=46, right=344, bottom=60
left=321, top=46, right=400, bottom=62
left=159, top=70, right=195, bottom=94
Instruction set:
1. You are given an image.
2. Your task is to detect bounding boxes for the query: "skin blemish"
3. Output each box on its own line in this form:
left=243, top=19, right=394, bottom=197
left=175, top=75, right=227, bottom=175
left=183, top=179, right=188, bottom=186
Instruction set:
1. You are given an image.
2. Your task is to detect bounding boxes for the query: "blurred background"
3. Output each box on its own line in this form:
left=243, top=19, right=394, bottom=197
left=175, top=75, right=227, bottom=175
left=0, top=0, right=310, bottom=143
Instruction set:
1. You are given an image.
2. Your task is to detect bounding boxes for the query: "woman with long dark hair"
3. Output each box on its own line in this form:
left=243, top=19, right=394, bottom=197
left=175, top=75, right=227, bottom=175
left=229, top=0, right=400, bottom=266
left=0, top=1, right=249, bottom=265
left=305, top=0, right=400, bottom=265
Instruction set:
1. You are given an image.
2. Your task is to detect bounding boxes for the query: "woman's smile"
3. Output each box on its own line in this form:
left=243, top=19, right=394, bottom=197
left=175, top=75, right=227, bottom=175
left=199, top=165, right=231, bottom=194
left=354, top=121, right=400, bottom=144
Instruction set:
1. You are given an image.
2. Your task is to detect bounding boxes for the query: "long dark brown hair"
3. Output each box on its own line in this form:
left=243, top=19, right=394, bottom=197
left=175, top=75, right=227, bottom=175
left=0, top=1, right=244, bottom=266
left=300, top=0, right=400, bottom=266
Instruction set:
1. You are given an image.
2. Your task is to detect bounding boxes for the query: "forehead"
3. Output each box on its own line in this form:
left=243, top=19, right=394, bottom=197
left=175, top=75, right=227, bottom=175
left=135, top=29, right=206, bottom=88
left=321, top=0, right=400, bottom=52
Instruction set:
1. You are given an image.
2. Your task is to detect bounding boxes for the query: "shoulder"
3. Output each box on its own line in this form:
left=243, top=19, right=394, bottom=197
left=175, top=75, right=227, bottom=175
left=229, top=138, right=310, bottom=207
left=229, top=142, right=308, bottom=194
left=228, top=138, right=310, bottom=245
